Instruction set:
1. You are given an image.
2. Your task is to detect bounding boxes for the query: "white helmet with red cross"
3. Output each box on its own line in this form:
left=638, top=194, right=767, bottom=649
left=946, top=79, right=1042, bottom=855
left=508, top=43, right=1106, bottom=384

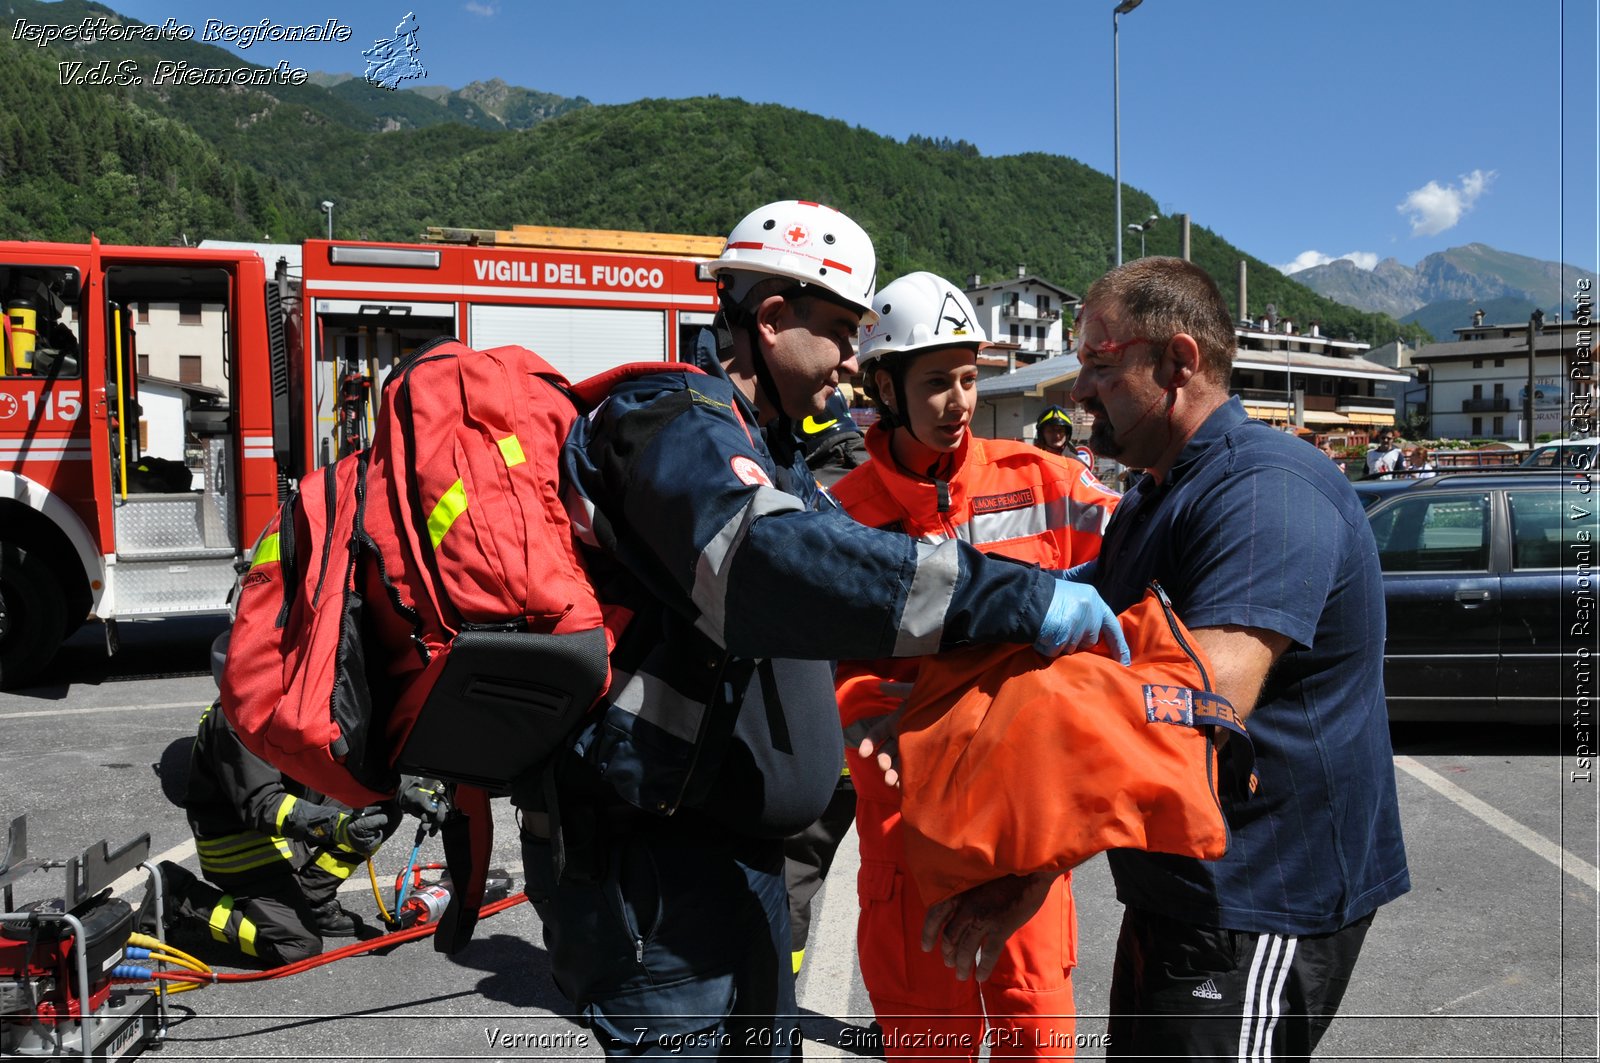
left=706, top=200, right=878, bottom=324
left=856, top=271, right=988, bottom=369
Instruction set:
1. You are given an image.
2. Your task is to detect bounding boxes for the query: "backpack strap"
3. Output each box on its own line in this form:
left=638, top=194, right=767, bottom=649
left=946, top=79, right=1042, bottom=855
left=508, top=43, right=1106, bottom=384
left=433, top=783, right=493, bottom=954
left=567, top=361, right=703, bottom=409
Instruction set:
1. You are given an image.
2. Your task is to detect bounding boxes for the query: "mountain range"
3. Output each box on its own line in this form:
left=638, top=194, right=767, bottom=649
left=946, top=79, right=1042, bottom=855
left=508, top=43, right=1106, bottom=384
left=1291, top=245, right=1595, bottom=340
left=0, top=0, right=1433, bottom=347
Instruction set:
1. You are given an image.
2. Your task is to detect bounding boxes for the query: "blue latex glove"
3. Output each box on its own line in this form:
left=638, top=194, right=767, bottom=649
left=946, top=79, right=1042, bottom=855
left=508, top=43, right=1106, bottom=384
left=1055, top=559, right=1099, bottom=584
left=1034, top=577, right=1131, bottom=664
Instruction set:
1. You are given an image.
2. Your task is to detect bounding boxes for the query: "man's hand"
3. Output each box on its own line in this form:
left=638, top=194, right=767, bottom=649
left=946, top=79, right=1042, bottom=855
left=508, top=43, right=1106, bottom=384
left=334, top=808, right=389, bottom=857
left=849, top=681, right=913, bottom=789
left=921, top=870, right=1059, bottom=982
left=397, top=776, right=450, bottom=830
left=286, top=800, right=388, bottom=858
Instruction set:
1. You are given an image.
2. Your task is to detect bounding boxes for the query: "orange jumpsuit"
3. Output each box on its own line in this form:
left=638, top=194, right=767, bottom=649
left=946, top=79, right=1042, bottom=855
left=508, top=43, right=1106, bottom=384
left=832, top=425, right=1118, bottom=1060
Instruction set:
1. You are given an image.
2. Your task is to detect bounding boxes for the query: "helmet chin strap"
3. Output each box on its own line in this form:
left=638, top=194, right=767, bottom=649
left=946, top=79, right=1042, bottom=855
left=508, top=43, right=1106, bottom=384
left=715, top=300, right=787, bottom=427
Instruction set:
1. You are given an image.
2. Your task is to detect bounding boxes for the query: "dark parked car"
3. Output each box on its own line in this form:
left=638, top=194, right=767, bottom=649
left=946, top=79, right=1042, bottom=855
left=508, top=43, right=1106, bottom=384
left=1519, top=437, right=1598, bottom=470
left=1354, top=470, right=1597, bottom=722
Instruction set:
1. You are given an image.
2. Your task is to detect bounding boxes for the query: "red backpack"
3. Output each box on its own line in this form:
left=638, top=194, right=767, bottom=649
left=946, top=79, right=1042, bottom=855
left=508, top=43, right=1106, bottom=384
left=222, top=339, right=690, bottom=950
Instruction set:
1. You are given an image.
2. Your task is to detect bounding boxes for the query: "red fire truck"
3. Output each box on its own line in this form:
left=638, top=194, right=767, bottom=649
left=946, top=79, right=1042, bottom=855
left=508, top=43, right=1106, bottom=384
left=0, top=226, right=722, bottom=688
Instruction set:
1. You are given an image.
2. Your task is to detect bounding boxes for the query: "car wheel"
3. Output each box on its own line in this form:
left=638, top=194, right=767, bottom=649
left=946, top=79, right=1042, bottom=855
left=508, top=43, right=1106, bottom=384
left=0, top=542, right=67, bottom=690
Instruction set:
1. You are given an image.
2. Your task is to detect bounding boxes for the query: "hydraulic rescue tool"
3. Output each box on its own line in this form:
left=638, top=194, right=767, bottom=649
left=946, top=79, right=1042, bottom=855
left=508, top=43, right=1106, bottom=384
left=0, top=815, right=166, bottom=1062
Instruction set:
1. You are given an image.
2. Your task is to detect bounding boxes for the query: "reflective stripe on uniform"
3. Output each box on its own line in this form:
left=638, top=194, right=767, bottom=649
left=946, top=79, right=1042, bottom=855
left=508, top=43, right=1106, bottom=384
left=497, top=434, right=526, bottom=468
left=428, top=479, right=469, bottom=549
left=275, top=794, right=298, bottom=834
left=966, top=496, right=1112, bottom=547
left=209, top=895, right=235, bottom=943
left=196, top=832, right=294, bottom=876
left=691, top=485, right=804, bottom=644
left=251, top=532, right=281, bottom=567
left=314, top=850, right=359, bottom=879
left=892, top=540, right=960, bottom=657
left=236, top=913, right=259, bottom=958
left=606, top=667, right=706, bottom=744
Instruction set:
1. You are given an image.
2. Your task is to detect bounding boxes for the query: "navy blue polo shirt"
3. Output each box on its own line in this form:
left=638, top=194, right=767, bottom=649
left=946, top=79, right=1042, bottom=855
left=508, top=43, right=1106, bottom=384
left=1096, top=398, right=1409, bottom=936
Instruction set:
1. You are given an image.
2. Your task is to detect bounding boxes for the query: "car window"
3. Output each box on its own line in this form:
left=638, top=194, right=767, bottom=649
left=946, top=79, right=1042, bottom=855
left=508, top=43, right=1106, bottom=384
left=1509, top=490, right=1598, bottom=569
left=1522, top=444, right=1597, bottom=470
left=1524, top=447, right=1561, bottom=468
left=1368, top=493, right=1489, bottom=573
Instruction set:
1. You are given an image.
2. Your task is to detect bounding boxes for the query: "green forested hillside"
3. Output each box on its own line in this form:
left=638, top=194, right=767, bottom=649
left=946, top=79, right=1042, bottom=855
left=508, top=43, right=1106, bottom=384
left=0, top=0, right=1426, bottom=346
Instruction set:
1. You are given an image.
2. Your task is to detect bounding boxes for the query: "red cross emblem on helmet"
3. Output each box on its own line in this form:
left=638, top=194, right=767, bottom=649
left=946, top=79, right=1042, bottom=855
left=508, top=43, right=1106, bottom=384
left=783, top=224, right=810, bottom=247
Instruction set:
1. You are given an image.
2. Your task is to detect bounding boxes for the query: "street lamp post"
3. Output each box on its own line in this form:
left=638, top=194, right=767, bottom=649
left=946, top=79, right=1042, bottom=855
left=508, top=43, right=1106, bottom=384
left=321, top=200, right=335, bottom=241
left=1112, top=0, right=1143, bottom=267
left=1526, top=308, right=1545, bottom=443
left=1126, top=213, right=1159, bottom=258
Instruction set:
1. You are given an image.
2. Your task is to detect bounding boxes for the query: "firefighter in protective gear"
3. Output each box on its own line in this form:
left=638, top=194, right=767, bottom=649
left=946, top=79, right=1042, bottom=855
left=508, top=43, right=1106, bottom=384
left=1035, top=405, right=1072, bottom=455
left=150, top=633, right=427, bottom=967
left=833, top=272, right=1121, bottom=1059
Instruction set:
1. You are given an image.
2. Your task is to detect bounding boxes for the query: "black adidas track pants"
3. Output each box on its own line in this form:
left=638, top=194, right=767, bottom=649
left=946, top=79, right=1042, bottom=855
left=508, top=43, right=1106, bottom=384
left=1106, top=905, right=1374, bottom=1061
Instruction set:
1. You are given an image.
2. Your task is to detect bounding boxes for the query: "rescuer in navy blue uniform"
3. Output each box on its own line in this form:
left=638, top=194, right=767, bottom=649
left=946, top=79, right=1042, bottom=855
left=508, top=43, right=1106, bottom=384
left=521, top=201, right=1127, bottom=1059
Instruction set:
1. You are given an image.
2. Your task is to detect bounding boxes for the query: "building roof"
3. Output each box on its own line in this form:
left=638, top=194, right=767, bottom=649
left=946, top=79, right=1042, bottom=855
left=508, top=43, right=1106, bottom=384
left=976, top=351, right=1083, bottom=399
left=1234, top=348, right=1410, bottom=382
left=979, top=343, right=1409, bottom=400
left=965, top=275, right=1079, bottom=300
left=1412, top=329, right=1581, bottom=363
left=1235, top=325, right=1367, bottom=353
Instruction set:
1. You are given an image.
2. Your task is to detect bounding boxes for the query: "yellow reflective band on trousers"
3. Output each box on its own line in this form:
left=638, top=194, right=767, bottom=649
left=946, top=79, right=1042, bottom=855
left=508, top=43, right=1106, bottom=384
left=237, top=914, right=259, bottom=957
left=251, top=532, right=281, bottom=567
left=206, top=895, right=258, bottom=957
left=314, top=850, right=358, bottom=879
left=428, top=479, right=468, bottom=549
left=208, top=894, right=234, bottom=942
left=497, top=434, right=526, bottom=468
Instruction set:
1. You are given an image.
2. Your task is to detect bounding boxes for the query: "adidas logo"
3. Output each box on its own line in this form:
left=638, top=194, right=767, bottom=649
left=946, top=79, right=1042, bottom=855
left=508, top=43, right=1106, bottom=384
left=1191, top=979, right=1223, bottom=1000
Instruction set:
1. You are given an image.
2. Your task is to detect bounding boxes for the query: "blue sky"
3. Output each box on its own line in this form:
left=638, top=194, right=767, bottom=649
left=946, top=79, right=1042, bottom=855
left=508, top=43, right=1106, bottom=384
left=87, top=0, right=1600, bottom=276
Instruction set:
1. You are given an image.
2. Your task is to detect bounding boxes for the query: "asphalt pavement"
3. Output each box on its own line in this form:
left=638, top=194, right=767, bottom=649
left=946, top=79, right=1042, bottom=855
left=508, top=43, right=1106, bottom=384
left=0, top=617, right=1595, bottom=1061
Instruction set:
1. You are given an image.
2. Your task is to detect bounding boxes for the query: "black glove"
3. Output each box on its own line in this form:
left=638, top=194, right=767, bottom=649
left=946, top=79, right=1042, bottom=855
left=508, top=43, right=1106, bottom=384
left=284, top=800, right=388, bottom=858
left=397, top=776, right=450, bottom=829
left=337, top=808, right=389, bottom=857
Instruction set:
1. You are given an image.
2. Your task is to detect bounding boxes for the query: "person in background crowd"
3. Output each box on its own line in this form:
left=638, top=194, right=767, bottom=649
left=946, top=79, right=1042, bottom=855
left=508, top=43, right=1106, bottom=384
left=1034, top=405, right=1072, bottom=455
left=1366, top=429, right=1405, bottom=478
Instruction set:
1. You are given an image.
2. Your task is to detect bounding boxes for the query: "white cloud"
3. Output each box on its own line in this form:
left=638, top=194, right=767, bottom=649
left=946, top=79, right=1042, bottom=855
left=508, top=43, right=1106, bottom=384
left=1277, top=250, right=1379, bottom=275
left=1397, top=169, right=1495, bottom=237
left=464, top=2, right=498, bottom=15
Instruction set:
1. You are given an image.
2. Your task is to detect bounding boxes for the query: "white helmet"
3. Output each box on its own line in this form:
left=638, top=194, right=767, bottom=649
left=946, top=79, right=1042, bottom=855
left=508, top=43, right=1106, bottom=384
left=705, top=200, right=878, bottom=324
left=857, top=271, right=988, bottom=369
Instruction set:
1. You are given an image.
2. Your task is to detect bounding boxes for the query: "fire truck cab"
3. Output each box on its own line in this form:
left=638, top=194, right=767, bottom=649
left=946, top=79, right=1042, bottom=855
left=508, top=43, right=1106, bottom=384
left=0, top=227, right=720, bottom=688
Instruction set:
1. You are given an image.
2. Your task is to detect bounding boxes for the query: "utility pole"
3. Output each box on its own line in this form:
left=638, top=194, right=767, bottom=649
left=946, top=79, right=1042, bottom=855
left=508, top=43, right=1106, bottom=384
left=1526, top=308, right=1545, bottom=442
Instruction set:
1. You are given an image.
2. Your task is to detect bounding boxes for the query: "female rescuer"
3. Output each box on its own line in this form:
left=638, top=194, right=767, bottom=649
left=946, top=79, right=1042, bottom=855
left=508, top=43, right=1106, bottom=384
left=829, top=272, right=1121, bottom=1058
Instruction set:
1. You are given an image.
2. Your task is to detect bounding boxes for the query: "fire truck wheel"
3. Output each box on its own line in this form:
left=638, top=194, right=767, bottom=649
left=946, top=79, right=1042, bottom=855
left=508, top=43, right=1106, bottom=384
left=0, top=543, right=67, bottom=690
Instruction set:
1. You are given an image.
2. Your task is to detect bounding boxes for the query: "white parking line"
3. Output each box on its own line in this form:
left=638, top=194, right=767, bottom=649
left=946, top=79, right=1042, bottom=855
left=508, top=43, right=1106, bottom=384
left=2, top=701, right=201, bottom=720
left=110, top=837, right=197, bottom=897
left=1394, top=755, right=1599, bottom=891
